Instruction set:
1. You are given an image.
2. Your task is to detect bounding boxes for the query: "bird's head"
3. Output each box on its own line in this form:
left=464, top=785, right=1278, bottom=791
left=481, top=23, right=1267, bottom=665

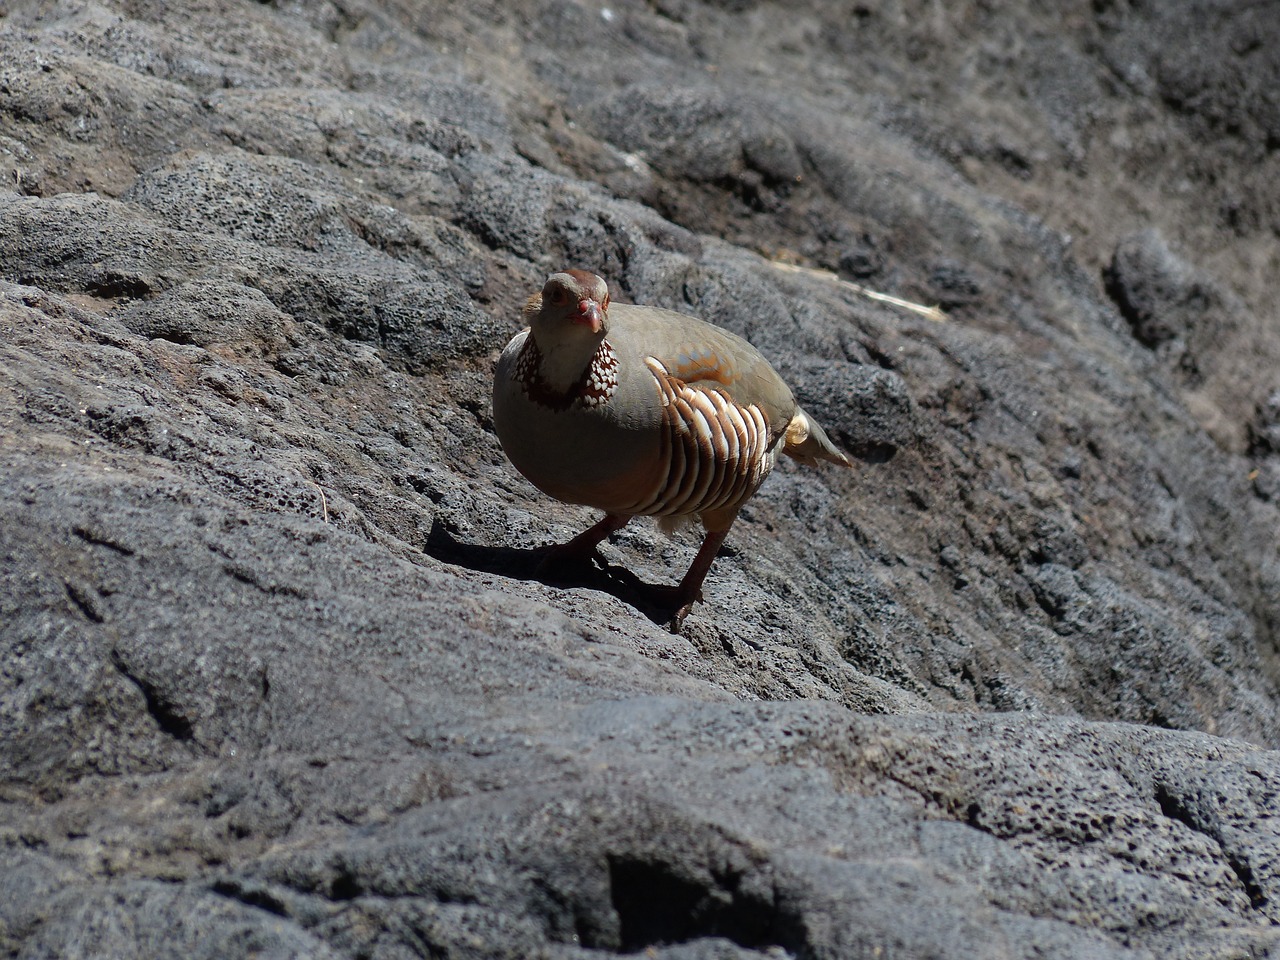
left=527, top=270, right=611, bottom=343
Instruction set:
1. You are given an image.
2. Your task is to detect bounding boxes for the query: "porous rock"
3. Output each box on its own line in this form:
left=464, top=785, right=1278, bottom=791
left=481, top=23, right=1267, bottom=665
left=3, top=1, right=1280, bottom=957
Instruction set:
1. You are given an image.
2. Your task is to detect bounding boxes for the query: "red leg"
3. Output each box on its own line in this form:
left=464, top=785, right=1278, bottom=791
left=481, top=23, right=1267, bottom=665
left=660, top=527, right=729, bottom=632
left=542, top=512, right=731, bottom=633
left=545, top=512, right=631, bottom=565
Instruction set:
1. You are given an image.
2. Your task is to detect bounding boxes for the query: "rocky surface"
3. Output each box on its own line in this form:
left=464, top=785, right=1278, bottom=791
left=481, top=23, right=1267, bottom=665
left=3, top=0, right=1280, bottom=957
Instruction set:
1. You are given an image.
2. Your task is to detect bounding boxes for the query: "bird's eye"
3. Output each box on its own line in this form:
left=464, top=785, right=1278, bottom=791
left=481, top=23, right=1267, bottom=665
left=548, top=288, right=569, bottom=306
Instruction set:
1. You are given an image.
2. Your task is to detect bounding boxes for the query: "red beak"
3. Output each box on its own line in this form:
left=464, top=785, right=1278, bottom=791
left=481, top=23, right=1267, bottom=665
left=575, top=298, right=604, bottom=334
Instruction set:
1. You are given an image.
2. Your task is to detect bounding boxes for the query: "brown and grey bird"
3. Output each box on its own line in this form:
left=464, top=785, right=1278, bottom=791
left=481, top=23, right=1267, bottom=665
left=492, top=269, right=851, bottom=628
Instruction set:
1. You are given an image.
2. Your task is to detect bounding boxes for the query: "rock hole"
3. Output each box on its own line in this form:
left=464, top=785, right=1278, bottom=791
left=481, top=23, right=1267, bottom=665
left=110, top=651, right=194, bottom=742
left=330, top=869, right=362, bottom=901
left=87, top=271, right=152, bottom=301
left=848, top=441, right=897, bottom=464
left=210, top=879, right=289, bottom=917
left=606, top=856, right=798, bottom=954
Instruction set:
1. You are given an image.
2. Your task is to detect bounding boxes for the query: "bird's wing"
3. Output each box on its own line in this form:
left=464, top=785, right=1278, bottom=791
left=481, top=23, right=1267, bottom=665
left=608, top=302, right=798, bottom=437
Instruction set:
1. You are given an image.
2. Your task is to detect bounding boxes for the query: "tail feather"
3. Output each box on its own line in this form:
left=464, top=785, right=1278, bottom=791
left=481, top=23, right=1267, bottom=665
left=783, top=409, right=852, bottom=468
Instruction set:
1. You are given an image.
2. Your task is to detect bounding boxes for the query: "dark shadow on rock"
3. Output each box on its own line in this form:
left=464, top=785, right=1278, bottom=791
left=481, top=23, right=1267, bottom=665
left=847, top=442, right=898, bottom=464
left=425, top=518, right=686, bottom=629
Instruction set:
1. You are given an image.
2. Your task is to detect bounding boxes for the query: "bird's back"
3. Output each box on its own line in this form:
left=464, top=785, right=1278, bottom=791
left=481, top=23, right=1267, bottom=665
left=604, top=302, right=799, bottom=438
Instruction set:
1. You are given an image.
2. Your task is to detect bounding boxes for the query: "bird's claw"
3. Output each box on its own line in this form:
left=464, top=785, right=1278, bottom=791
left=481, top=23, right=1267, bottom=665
left=667, top=601, right=695, bottom=634
left=645, top=584, right=701, bottom=633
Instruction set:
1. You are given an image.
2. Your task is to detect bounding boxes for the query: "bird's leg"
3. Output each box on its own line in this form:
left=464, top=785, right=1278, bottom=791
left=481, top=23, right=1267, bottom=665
left=659, top=526, right=730, bottom=632
left=542, top=512, right=631, bottom=569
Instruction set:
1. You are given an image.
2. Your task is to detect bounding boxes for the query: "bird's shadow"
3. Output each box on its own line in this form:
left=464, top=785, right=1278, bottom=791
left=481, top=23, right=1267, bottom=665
left=424, top=518, right=685, bottom=630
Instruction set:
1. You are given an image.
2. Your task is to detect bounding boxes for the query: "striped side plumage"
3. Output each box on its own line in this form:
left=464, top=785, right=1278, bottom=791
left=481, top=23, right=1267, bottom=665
left=624, top=357, right=776, bottom=523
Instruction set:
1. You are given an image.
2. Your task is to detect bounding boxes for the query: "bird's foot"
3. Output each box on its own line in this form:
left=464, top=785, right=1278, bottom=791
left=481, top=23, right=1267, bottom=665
left=536, top=513, right=631, bottom=581
left=668, top=601, right=696, bottom=634
left=647, top=584, right=703, bottom=633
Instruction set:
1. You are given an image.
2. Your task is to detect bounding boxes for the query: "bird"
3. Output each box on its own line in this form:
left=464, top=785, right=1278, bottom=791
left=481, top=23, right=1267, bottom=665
left=492, top=269, right=851, bottom=629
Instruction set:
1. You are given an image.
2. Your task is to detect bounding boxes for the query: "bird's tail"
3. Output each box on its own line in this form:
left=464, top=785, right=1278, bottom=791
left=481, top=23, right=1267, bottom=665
left=783, top=408, right=852, bottom=468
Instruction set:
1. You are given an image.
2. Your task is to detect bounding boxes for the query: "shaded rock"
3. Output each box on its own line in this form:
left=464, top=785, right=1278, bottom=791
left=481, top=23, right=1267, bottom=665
left=585, top=82, right=803, bottom=210
left=782, top=361, right=923, bottom=462
left=1103, top=229, right=1236, bottom=367
left=1250, top=390, right=1280, bottom=458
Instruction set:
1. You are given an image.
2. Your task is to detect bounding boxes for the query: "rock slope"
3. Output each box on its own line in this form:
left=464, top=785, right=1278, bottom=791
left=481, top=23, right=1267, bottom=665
left=2, top=0, right=1279, bottom=956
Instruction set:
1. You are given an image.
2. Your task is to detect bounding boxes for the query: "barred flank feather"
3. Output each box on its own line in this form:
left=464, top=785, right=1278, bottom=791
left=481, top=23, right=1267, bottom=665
left=625, top=358, right=778, bottom=522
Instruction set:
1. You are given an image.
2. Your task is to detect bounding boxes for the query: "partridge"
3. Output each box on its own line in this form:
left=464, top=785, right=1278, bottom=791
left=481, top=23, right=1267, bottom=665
left=492, top=269, right=851, bottom=628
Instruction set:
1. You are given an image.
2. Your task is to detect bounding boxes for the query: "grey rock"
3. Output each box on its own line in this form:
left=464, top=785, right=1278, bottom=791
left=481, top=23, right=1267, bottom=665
left=1103, top=229, right=1239, bottom=379
left=1251, top=391, right=1280, bottom=458
left=4, top=0, right=1280, bottom=957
